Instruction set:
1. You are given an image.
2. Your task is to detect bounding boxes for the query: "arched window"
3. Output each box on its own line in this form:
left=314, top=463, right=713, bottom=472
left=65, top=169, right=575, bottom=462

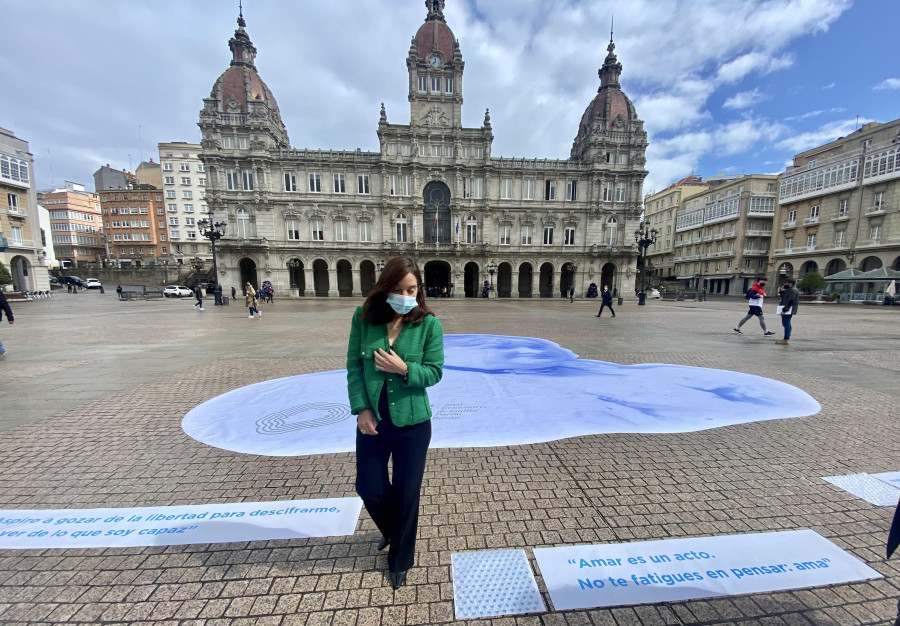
left=605, top=216, right=618, bottom=245
left=396, top=212, right=408, bottom=243
left=465, top=214, right=477, bottom=244
left=236, top=208, right=250, bottom=238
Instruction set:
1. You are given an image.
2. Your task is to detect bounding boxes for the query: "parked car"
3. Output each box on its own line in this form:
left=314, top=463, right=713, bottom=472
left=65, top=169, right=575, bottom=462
left=651, top=288, right=660, bottom=299
left=48, top=276, right=59, bottom=285
left=84, top=278, right=102, bottom=289
left=163, top=285, right=193, bottom=298
left=60, top=276, right=86, bottom=287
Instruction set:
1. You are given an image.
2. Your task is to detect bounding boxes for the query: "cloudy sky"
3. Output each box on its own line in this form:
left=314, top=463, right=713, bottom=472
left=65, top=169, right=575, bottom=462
left=2, top=0, right=897, bottom=197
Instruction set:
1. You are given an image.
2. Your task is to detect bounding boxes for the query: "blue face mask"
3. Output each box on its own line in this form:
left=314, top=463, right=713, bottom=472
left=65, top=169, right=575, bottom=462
left=386, top=293, right=418, bottom=315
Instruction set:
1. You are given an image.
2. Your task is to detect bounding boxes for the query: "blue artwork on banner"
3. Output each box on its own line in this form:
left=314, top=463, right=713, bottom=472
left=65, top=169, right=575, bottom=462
left=182, top=334, right=821, bottom=456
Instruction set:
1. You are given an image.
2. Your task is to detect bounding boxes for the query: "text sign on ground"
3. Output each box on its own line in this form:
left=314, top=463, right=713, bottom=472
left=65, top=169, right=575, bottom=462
left=0, top=498, right=362, bottom=549
left=533, top=530, right=881, bottom=611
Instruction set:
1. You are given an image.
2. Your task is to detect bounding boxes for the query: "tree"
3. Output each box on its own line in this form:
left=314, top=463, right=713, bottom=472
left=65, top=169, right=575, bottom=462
left=0, top=261, right=11, bottom=286
left=798, top=271, right=825, bottom=294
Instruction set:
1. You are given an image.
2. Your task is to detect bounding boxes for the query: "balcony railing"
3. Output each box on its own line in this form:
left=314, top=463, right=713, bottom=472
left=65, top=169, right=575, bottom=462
left=864, top=206, right=885, bottom=216
left=802, top=216, right=820, bottom=225
left=744, top=229, right=772, bottom=237
left=742, top=249, right=770, bottom=256
left=781, top=220, right=796, bottom=229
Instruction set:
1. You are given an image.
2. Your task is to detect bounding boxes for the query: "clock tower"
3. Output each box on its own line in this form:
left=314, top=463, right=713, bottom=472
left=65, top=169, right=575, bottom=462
left=407, top=0, right=464, bottom=128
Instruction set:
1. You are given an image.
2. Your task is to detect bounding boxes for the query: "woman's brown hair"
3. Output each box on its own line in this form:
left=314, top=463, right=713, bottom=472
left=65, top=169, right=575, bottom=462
left=362, top=256, right=433, bottom=325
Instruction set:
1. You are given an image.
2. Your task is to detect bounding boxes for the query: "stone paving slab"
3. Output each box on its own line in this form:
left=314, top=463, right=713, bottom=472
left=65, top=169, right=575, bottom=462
left=0, top=293, right=899, bottom=624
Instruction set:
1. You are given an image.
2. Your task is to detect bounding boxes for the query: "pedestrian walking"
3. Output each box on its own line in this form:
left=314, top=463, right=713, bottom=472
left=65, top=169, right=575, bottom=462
left=231, top=286, right=237, bottom=301
left=193, top=285, right=204, bottom=311
left=775, top=279, right=799, bottom=345
left=66, top=283, right=72, bottom=294
left=0, top=290, right=14, bottom=358
left=347, top=256, right=444, bottom=589
left=733, top=277, right=775, bottom=336
left=595, top=285, right=616, bottom=317
left=116, top=285, right=123, bottom=300
left=245, top=283, right=260, bottom=318
left=569, top=285, right=574, bottom=303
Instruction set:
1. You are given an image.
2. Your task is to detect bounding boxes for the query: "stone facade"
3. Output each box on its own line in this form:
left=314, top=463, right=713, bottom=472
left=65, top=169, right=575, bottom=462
left=772, top=118, right=900, bottom=282
left=198, top=2, right=648, bottom=298
left=0, top=126, right=50, bottom=291
left=157, top=142, right=211, bottom=266
left=644, top=175, right=708, bottom=282
left=38, top=182, right=103, bottom=267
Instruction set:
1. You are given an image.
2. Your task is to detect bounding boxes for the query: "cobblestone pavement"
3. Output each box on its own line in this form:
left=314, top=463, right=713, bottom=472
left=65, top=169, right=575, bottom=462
left=1, top=292, right=899, bottom=625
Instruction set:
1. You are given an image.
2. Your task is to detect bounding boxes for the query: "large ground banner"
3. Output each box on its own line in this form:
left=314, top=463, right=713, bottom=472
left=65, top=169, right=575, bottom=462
left=0, top=498, right=362, bottom=549
left=533, top=530, right=881, bottom=611
left=182, top=335, right=821, bottom=456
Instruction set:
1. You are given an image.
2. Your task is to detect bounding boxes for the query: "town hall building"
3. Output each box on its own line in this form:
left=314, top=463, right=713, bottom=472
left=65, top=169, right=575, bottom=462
left=198, top=1, right=649, bottom=298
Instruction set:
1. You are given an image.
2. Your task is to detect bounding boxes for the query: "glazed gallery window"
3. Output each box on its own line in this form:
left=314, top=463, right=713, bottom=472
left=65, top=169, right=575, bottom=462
left=311, top=218, right=324, bottom=241
left=308, top=172, right=321, bottom=193
left=523, top=179, right=535, bottom=200
left=500, top=178, right=512, bottom=199
left=242, top=170, right=254, bottom=191
left=564, top=226, right=575, bottom=246
left=236, top=209, right=250, bottom=238
left=395, top=213, right=408, bottom=243
left=358, top=220, right=371, bottom=242
left=334, top=220, right=348, bottom=242
left=465, top=215, right=477, bottom=244
left=333, top=173, right=345, bottom=194
left=226, top=170, right=239, bottom=190
left=521, top=224, right=533, bottom=245
left=357, top=174, right=370, bottom=195
left=284, top=171, right=297, bottom=192
left=542, top=225, right=554, bottom=245
left=286, top=219, right=299, bottom=240
left=499, top=224, right=511, bottom=245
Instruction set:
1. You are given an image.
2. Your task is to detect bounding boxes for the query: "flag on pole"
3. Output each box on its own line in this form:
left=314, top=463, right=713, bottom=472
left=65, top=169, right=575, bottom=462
left=455, top=219, right=460, bottom=234
left=413, top=217, right=417, bottom=235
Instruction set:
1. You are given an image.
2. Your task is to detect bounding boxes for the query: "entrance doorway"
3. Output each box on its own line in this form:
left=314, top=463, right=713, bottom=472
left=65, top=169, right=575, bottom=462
left=518, top=263, right=533, bottom=297
left=464, top=262, right=479, bottom=297
left=312, top=259, right=329, bottom=296
left=424, top=260, right=451, bottom=298
left=239, top=258, right=258, bottom=291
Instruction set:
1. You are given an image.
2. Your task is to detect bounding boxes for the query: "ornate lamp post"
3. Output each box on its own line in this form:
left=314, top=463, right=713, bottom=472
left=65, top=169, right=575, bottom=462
left=286, top=259, right=302, bottom=295
left=634, top=220, right=659, bottom=306
left=487, top=260, right=496, bottom=288
left=197, top=212, right=227, bottom=289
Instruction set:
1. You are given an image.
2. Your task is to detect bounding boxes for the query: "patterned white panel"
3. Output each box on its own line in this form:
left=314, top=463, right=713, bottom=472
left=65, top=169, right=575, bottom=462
left=451, top=549, right=545, bottom=620
left=824, top=473, right=900, bottom=506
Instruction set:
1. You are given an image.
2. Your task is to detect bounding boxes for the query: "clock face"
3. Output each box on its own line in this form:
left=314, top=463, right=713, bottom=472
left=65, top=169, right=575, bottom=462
left=429, top=55, right=441, bottom=68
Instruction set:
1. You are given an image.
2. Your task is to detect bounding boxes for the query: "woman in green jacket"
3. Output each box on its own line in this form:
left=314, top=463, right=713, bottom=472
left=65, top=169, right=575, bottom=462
left=346, top=256, right=444, bottom=589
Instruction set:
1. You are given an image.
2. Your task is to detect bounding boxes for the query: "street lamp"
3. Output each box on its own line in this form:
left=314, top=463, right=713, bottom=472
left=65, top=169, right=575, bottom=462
left=487, top=260, right=496, bottom=288
left=377, top=259, right=385, bottom=273
left=197, top=212, right=227, bottom=289
left=287, top=258, right=302, bottom=291
left=634, top=220, right=659, bottom=306
left=565, top=261, right=578, bottom=302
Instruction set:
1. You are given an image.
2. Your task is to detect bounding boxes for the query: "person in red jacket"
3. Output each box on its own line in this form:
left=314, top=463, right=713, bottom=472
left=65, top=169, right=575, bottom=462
left=733, top=278, right=775, bottom=336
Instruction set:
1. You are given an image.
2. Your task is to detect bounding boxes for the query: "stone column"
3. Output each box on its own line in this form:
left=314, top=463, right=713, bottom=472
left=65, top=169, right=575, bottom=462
left=352, top=268, right=362, bottom=297
left=531, top=270, right=540, bottom=299
left=551, top=268, right=562, bottom=299
left=327, top=267, right=339, bottom=298
left=303, top=267, right=315, bottom=297
left=511, top=270, right=520, bottom=298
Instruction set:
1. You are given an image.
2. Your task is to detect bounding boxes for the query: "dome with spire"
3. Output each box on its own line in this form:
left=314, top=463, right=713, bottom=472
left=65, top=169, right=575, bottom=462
left=201, top=10, right=289, bottom=149
left=571, top=31, right=642, bottom=161
left=208, top=12, right=282, bottom=117
left=413, top=0, right=457, bottom=60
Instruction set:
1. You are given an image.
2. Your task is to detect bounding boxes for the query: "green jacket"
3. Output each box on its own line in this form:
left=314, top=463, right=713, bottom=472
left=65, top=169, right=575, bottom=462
left=346, top=306, right=444, bottom=427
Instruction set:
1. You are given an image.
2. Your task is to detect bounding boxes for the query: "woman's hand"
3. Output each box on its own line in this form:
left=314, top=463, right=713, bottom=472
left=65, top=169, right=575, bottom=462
left=373, top=348, right=408, bottom=376
left=357, top=409, right=378, bottom=435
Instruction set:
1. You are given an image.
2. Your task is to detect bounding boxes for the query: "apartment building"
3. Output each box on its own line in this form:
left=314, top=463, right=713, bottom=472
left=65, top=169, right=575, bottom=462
left=772, top=118, right=900, bottom=282
left=673, top=174, right=778, bottom=295
left=0, top=127, right=49, bottom=291
left=644, top=175, right=708, bottom=282
left=39, top=182, right=103, bottom=267
left=97, top=180, right=168, bottom=267
left=157, top=142, right=210, bottom=265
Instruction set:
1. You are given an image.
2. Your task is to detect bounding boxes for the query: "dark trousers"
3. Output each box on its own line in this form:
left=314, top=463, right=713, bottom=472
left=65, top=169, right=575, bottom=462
left=355, top=389, right=431, bottom=573
left=781, top=314, right=793, bottom=340
left=597, top=303, right=615, bottom=316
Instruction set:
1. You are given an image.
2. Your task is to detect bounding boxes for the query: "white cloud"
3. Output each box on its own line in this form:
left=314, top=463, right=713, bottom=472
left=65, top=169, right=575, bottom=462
left=874, top=78, right=900, bottom=90
left=723, top=89, right=767, bottom=110
left=822, top=82, right=836, bottom=89
left=775, top=118, right=874, bottom=153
